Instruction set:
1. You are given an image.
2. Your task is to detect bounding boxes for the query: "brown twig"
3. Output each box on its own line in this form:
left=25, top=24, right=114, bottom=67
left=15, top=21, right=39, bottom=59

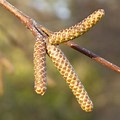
left=65, top=41, right=120, bottom=74
left=0, top=0, right=41, bottom=37
left=0, top=0, right=120, bottom=74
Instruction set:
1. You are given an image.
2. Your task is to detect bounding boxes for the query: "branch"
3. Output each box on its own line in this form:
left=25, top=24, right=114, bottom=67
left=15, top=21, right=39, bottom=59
left=0, top=0, right=41, bottom=37
left=65, top=41, right=120, bottom=74
left=0, top=0, right=120, bottom=74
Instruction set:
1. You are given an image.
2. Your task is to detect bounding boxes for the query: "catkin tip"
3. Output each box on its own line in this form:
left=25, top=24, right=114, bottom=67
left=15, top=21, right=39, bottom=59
left=98, top=9, right=105, bottom=15
left=35, top=87, right=46, bottom=96
left=85, top=105, right=93, bottom=112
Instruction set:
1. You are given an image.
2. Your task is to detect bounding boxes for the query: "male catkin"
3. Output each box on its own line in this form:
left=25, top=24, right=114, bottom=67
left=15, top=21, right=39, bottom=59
left=48, top=9, right=104, bottom=44
left=47, top=44, right=93, bottom=112
left=34, top=37, right=47, bottom=95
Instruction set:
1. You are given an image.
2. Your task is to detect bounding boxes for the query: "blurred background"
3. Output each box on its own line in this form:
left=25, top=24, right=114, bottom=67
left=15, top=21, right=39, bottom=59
left=0, top=0, right=120, bottom=120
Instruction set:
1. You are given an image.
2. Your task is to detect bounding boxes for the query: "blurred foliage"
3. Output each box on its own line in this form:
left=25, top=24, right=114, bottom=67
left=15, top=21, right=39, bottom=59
left=0, top=0, right=120, bottom=120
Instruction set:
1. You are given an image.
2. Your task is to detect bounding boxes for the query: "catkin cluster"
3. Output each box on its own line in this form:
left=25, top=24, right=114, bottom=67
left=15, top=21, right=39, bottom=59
left=33, top=9, right=105, bottom=111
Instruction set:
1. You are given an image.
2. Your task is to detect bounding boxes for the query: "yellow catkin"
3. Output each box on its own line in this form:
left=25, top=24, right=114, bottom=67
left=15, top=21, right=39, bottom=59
left=33, top=36, right=47, bottom=95
left=48, top=9, right=104, bottom=44
left=47, top=44, right=93, bottom=112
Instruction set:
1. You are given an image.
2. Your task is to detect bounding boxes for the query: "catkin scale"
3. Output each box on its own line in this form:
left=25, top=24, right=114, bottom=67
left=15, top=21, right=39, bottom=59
left=34, top=37, right=47, bottom=95
left=48, top=9, right=104, bottom=44
left=47, top=44, right=93, bottom=112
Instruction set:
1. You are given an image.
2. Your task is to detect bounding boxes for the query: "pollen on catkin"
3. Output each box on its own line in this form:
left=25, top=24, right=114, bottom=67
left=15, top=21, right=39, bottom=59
left=33, top=37, right=47, bottom=95
left=48, top=9, right=104, bottom=44
left=47, top=44, right=93, bottom=112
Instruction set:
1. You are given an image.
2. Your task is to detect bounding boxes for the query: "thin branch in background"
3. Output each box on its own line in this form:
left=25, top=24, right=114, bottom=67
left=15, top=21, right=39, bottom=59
left=0, top=24, right=25, bottom=49
left=0, top=62, right=4, bottom=96
left=0, top=53, right=14, bottom=96
left=0, top=24, right=34, bottom=60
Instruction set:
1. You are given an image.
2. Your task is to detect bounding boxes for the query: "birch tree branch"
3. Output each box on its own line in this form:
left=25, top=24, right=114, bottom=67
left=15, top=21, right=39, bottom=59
left=0, top=0, right=120, bottom=74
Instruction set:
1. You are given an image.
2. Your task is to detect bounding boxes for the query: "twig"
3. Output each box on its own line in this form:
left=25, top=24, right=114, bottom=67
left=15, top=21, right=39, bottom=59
left=65, top=41, right=120, bottom=74
left=0, top=0, right=41, bottom=37
left=0, top=0, right=120, bottom=74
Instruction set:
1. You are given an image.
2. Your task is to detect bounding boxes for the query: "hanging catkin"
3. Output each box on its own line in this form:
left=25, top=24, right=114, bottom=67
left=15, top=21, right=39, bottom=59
left=33, top=36, right=47, bottom=95
left=47, top=44, right=93, bottom=112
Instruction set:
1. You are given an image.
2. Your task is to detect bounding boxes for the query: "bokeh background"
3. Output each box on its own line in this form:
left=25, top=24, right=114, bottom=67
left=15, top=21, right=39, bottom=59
left=0, top=0, right=120, bottom=120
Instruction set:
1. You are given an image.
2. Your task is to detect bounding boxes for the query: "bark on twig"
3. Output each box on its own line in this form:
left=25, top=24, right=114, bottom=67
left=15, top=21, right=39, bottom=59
left=65, top=41, right=120, bottom=73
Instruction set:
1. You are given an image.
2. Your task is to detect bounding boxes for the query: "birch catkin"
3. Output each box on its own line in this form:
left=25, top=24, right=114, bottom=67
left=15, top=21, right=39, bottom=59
left=48, top=9, right=104, bottom=44
left=47, top=44, right=93, bottom=112
left=34, top=37, right=47, bottom=95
